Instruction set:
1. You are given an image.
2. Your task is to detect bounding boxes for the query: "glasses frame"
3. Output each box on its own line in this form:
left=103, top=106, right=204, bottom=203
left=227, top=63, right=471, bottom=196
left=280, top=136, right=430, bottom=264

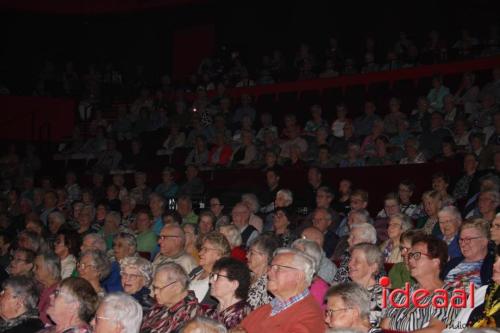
left=407, top=251, right=433, bottom=261
left=459, top=236, right=484, bottom=244
left=269, top=263, right=299, bottom=273
left=209, top=272, right=231, bottom=282
left=151, top=280, right=178, bottom=293
left=325, top=307, right=352, bottom=318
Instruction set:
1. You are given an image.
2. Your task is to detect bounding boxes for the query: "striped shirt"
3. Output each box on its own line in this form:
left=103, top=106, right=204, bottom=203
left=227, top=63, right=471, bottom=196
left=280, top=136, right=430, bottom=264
left=270, top=289, right=310, bottom=316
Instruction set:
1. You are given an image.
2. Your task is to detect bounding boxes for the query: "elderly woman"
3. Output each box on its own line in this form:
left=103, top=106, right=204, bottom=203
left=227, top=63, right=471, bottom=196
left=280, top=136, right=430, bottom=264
left=292, top=238, right=329, bottom=309
left=54, top=229, right=80, bottom=278
left=48, top=212, right=66, bottom=241
left=183, top=223, right=200, bottom=263
left=246, top=234, right=279, bottom=309
left=219, top=224, right=246, bottom=262
left=438, top=206, right=463, bottom=259
left=382, top=234, right=459, bottom=332
left=348, top=243, right=384, bottom=328
left=264, top=189, right=293, bottom=231
left=198, top=211, right=216, bottom=238
left=103, top=232, right=137, bottom=293
left=92, top=293, right=143, bottom=333
left=120, top=256, right=155, bottom=311
left=272, top=207, right=296, bottom=248
left=0, top=276, right=43, bottom=333
left=101, top=211, right=122, bottom=250
left=241, top=193, right=263, bottom=233
left=141, top=262, right=202, bottom=333
left=417, top=190, right=443, bottom=236
left=39, top=277, right=98, bottom=333
left=33, top=252, right=61, bottom=325
left=324, top=282, right=376, bottom=333
left=77, top=250, right=111, bottom=297
left=7, top=248, right=35, bottom=278
left=379, top=213, right=413, bottom=263
left=207, top=257, right=252, bottom=329
left=189, top=232, right=231, bottom=305
left=475, top=190, right=500, bottom=223
left=444, top=218, right=495, bottom=288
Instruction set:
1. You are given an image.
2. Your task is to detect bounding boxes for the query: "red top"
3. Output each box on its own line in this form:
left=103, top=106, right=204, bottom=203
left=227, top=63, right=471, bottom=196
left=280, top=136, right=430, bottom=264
left=231, top=246, right=247, bottom=263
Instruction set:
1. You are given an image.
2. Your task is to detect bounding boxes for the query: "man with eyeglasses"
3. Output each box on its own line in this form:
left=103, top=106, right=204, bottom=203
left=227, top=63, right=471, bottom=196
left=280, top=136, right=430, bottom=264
left=235, top=248, right=325, bottom=333
left=152, top=224, right=197, bottom=275
left=141, top=262, right=202, bottom=333
left=437, top=206, right=463, bottom=259
left=443, top=218, right=495, bottom=288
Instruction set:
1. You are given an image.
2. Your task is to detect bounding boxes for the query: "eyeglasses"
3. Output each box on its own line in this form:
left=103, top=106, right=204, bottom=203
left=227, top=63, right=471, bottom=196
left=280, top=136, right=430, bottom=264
left=151, top=280, right=177, bottom=293
left=121, top=272, right=143, bottom=280
left=459, top=236, right=484, bottom=244
left=209, top=272, right=231, bottom=282
left=269, top=264, right=299, bottom=273
left=407, top=251, right=433, bottom=261
left=492, top=223, right=500, bottom=230
left=200, top=246, right=220, bottom=253
left=158, top=234, right=180, bottom=241
left=10, top=256, right=29, bottom=263
left=325, top=308, right=351, bottom=317
left=77, top=262, right=96, bottom=270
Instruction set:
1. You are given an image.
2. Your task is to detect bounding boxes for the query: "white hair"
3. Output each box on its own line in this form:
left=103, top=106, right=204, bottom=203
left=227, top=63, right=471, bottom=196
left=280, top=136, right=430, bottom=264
left=120, top=256, right=153, bottom=286
left=218, top=224, right=242, bottom=247
left=180, top=316, right=227, bottom=333
left=100, top=293, right=143, bottom=333
left=351, top=223, right=377, bottom=244
left=291, top=239, right=322, bottom=274
left=276, top=189, right=293, bottom=206
left=241, top=193, right=260, bottom=213
left=83, top=233, right=107, bottom=252
left=274, top=248, right=315, bottom=286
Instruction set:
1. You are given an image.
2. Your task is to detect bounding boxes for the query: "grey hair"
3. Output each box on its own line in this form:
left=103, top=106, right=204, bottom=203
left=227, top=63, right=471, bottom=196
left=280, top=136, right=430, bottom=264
left=276, top=189, right=293, bottom=206
left=274, top=248, right=315, bottom=286
left=291, top=239, right=322, bottom=274
left=479, top=174, right=500, bottom=192
left=2, top=276, right=39, bottom=312
left=37, top=252, right=61, bottom=280
left=351, top=223, right=377, bottom=244
left=100, top=293, right=143, bottom=333
left=180, top=316, right=228, bottom=333
left=480, top=190, right=500, bottom=205
left=438, top=206, right=463, bottom=223
left=315, top=207, right=333, bottom=222
left=49, top=211, right=66, bottom=225
left=120, top=256, right=153, bottom=287
left=389, top=213, right=413, bottom=231
left=106, top=211, right=122, bottom=225
left=155, top=262, right=189, bottom=290
left=81, top=250, right=112, bottom=280
left=326, top=282, right=371, bottom=321
left=218, top=224, right=242, bottom=247
left=349, top=209, right=369, bottom=224
left=114, top=232, right=137, bottom=254
left=241, top=193, right=260, bottom=213
left=83, top=233, right=107, bottom=252
left=350, top=243, right=384, bottom=275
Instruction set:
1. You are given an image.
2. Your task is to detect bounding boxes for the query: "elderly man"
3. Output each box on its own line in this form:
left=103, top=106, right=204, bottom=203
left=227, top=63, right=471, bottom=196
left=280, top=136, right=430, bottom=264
left=231, top=203, right=259, bottom=249
left=141, top=262, right=202, bottom=333
left=325, top=282, right=376, bottom=332
left=235, top=248, right=325, bottom=333
left=301, top=227, right=337, bottom=284
left=177, top=195, right=199, bottom=225
left=93, top=293, right=143, bottom=333
left=152, top=223, right=197, bottom=274
left=438, top=206, right=463, bottom=259
left=312, top=207, right=338, bottom=258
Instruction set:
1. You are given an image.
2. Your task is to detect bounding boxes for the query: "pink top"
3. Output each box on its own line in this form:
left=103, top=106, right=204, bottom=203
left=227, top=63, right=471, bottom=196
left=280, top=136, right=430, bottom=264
left=309, top=276, right=329, bottom=310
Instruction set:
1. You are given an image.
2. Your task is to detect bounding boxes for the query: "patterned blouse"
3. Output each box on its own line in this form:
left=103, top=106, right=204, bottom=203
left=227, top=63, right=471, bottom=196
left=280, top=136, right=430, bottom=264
left=206, top=300, right=252, bottom=329
left=332, top=250, right=350, bottom=284
left=247, top=274, right=272, bottom=309
left=367, top=284, right=383, bottom=328
left=141, top=291, right=202, bottom=333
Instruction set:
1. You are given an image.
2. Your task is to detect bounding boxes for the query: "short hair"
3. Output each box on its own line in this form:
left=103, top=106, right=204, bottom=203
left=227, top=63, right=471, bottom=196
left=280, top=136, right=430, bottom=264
left=106, top=211, right=122, bottom=225
left=351, top=223, right=377, bottom=244
left=57, top=229, right=81, bottom=257
left=438, top=206, right=463, bottom=223
left=202, top=232, right=231, bottom=257
left=120, top=256, right=153, bottom=287
left=401, top=229, right=425, bottom=244
left=314, top=207, right=333, bottom=222
left=399, top=179, right=415, bottom=192
left=180, top=316, right=227, bottom=333
left=114, top=232, right=138, bottom=254
left=18, top=230, right=42, bottom=252
left=411, top=234, right=448, bottom=273
left=155, top=262, right=189, bottom=291
left=274, top=248, right=315, bottom=285
left=350, top=243, right=383, bottom=275
left=479, top=190, right=500, bottom=205
left=249, top=234, right=279, bottom=264
left=177, top=195, right=193, bottom=208
left=276, top=189, right=293, bottom=206
left=80, top=250, right=112, bottom=280
left=37, top=252, right=61, bottom=280
left=241, top=193, right=260, bottom=213
left=83, top=233, right=107, bottom=252
left=15, top=247, right=36, bottom=264
left=291, top=239, right=322, bottom=274
left=60, top=277, right=99, bottom=322
left=218, top=224, right=242, bottom=247
left=390, top=213, right=413, bottom=232
left=460, top=218, right=490, bottom=239
left=326, top=282, right=370, bottom=320
left=2, top=276, right=39, bottom=312
left=49, top=211, right=66, bottom=225
left=384, top=192, right=399, bottom=204
left=317, top=186, right=334, bottom=198
left=432, top=171, right=450, bottom=184
left=212, top=257, right=251, bottom=299
left=199, top=210, right=216, bottom=226
left=163, top=210, right=182, bottom=224
left=351, top=189, right=368, bottom=203
left=100, top=293, right=143, bottom=333
left=422, top=190, right=442, bottom=202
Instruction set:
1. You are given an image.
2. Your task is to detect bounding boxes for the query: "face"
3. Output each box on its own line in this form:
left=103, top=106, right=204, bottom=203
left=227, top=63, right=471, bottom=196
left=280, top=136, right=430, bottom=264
left=177, top=199, right=191, bottom=216
left=432, top=177, right=448, bottom=193
left=136, top=213, right=152, bottom=232
left=210, top=269, right=238, bottom=300
left=387, top=217, right=404, bottom=240
left=232, top=205, right=250, bottom=228
left=459, top=227, right=488, bottom=261
left=384, top=199, right=400, bottom=217
left=266, top=171, right=279, bottom=188
left=34, top=256, right=51, bottom=284
left=348, top=249, right=377, bottom=283
left=121, top=266, right=146, bottom=295
left=210, top=198, right=224, bottom=216
left=308, top=169, right=321, bottom=185
left=438, top=212, right=460, bottom=239
left=347, top=228, right=365, bottom=248
left=113, top=238, right=133, bottom=261
left=493, top=255, right=500, bottom=284
left=350, top=195, right=367, bottom=211
left=92, top=304, right=120, bottom=333
left=77, top=254, right=99, bottom=281
left=312, top=210, right=331, bottom=233
left=267, top=253, right=300, bottom=298
left=0, top=287, right=23, bottom=320
left=325, top=295, right=356, bottom=329
left=152, top=271, right=179, bottom=306
left=54, top=234, right=68, bottom=257
left=273, top=210, right=290, bottom=231
left=478, top=193, right=498, bottom=215
left=49, top=216, right=63, bottom=235
left=149, top=196, right=163, bottom=214
left=275, top=193, right=288, bottom=208
left=47, top=286, right=76, bottom=324
left=199, top=241, right=222, bottom=269
left=491, top=216, right=500, bottom=244
left=199, top=216, right=214, bottom=234
left=8, top=251, right=33, bottom=276
left=158, top=226, right=182, bottom=257
left=316, top=190, right=332, bottom=209
left=339, top=180, right=351, bottom=195
left=246, top=246, right=268, bottom=273
left=423, top=197, right=439, bottom=217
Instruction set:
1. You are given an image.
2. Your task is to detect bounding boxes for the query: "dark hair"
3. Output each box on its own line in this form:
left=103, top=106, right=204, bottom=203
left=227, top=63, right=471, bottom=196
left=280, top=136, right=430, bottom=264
left=136, top=208, right=153, bottom=220
left=266, top=167, right=281, bottom=179
left=212, top=257, right=251, bottom=300
left=411, top=234, right=448, bottom=273
left=57, top=229, right=81, bottom=257
left=399, top=179, right=416, bottom=192
left=60, top=277, right=98, bottom=322
left=432, top=171, right=450, bottom=184
left=15, top=248, right=36, bottom=264
left=163, top=210, right=182, bottom=224
left=249, top=234, right=279, bottom=264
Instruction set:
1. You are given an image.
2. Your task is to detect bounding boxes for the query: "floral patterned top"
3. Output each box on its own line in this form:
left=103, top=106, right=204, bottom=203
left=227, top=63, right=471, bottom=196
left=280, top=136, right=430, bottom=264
left=140, top=291, right=202, bottom=333
left=247, top=274, right=272, bottom=309
left=206, top=300, right=252, bottom=329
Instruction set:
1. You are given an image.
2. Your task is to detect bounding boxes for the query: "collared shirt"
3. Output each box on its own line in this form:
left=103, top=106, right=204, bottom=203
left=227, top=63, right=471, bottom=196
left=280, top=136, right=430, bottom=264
left=270, top=288, right=310, bottom=316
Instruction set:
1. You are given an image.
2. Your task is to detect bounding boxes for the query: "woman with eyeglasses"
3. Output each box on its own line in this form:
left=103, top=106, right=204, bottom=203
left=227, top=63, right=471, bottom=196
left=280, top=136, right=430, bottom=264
left=188, top=232, right=231, bottom=305
left=54, top=229, right=80, bottom=279
left=206, top=257, right=252, bottom=329
left=416, top=190, right=443, bottom=236
left=381, top=234, right=459, bottom=332
left=38, top=277, right=98, bottom=333
left=120, top=256, right=155, bottom=312
left=246, top=234, right=279, bottom=309
left=387, top=229, right=422, bottom=289
left=0, top=276, right=43, bottom=333
left=380, top=213, right=413, bottom=264
left=77, top=250, right=111, bottom=298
